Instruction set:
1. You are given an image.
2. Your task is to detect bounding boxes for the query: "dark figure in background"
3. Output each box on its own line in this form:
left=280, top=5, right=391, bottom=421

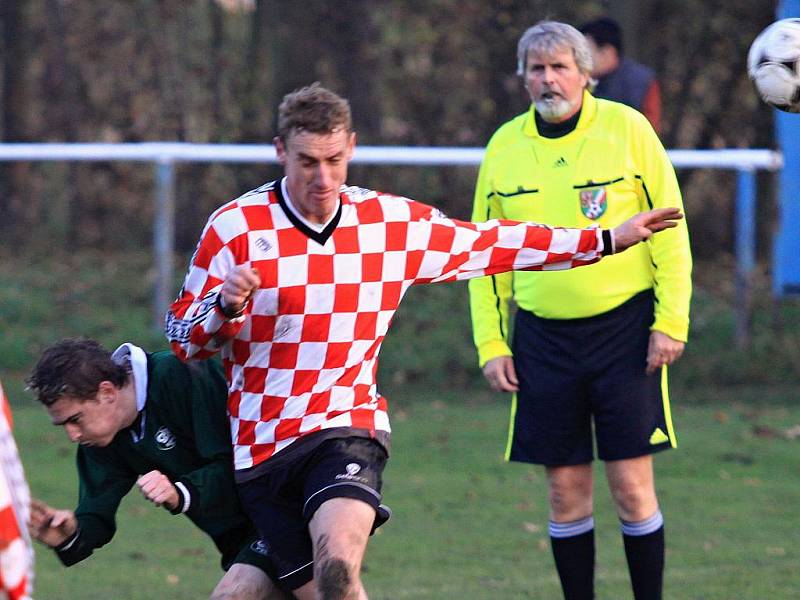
left=580, top=17, right=662, bottom=134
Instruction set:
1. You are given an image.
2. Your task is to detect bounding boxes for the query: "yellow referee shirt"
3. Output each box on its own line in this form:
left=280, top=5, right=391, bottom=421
left=469, top=91, right=692, bottom=366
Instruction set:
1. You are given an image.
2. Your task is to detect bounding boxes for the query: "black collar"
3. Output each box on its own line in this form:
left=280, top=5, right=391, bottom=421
left=274, top=181, right=342, bottom=245
left=535, top=106, right=582, bottom=139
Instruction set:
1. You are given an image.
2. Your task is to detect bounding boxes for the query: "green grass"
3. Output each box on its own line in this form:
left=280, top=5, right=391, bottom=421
left=3, top=250, right=800, bottom=598
left=10, top=388, right=800, bottom=599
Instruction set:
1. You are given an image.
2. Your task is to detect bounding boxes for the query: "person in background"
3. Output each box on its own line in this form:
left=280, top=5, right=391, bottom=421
left=469, top=21, right=691, bottom=600
left=579, top=17, right=662, bottom=134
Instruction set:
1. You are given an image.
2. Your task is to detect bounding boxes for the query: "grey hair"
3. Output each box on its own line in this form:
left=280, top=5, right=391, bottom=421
left=516, top=21, right=594, bottom=76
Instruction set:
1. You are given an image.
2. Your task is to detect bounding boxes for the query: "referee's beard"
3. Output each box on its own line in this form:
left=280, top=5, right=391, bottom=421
left=534, top=96, right=578, bottom=122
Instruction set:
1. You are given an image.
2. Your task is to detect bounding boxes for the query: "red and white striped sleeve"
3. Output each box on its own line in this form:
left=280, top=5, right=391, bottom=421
left=401, top=199, right=605, bottom=284
left=166, top=203, right=251, bottom=361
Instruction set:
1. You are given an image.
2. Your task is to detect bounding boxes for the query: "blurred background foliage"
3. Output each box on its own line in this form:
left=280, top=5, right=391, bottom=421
left=0, top=0, right=797, bottom=395
left=0, top=0, right=780, bottom=250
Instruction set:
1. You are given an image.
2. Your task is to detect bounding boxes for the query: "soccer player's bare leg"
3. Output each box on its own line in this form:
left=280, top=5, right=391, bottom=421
left=546, top=464, right=593, bottom=522
left=291, top=580, right=317, bottom=600
left=605, top=455, right=664, bottom=600
left=545, top=464, right=595, bottom=600
left=309, top=497, right=374, bottom=600
left=210, top=563, right=286, bottom=600
left=604, top=455, right=658, bottom=521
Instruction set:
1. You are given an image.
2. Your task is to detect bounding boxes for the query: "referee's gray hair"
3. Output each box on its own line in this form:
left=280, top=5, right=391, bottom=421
left=516, top=21, right=594, bottom=76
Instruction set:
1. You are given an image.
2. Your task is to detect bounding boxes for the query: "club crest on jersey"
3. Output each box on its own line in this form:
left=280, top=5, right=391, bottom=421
left=155, top=427, right=176, bottom=450
left=579, top=187, right=607, bottom=220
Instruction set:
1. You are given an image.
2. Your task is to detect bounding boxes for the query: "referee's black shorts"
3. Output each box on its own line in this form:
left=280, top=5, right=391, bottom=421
left=507, top=289, right=676, bottom=466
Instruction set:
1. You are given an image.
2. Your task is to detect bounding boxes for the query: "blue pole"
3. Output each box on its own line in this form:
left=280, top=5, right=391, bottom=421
left=736, top=168, right=756, bottom=348
left=773, top=0, right=800, bottom=296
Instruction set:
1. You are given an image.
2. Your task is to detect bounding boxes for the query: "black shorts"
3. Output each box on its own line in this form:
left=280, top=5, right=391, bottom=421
left=229, top=535, right=279, bottom=577
left=236, top=436, right=391, bottom=591
left=508, top=290, right=676, bottom=466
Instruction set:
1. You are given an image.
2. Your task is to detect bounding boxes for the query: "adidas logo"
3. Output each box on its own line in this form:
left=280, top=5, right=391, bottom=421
left=649, top=428, right=669, bottom=445
left=553, top=157, right=568, bottom=167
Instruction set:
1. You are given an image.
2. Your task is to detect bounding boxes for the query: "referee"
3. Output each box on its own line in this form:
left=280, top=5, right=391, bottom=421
left=469, top=21, right=692, bottom=600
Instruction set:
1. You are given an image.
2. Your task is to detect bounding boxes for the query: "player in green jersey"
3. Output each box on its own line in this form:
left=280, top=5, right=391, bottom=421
left=26, top=338, right=289, bottom=599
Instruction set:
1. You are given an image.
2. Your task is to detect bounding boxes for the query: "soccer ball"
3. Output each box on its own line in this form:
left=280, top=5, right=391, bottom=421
left=747, top=18, right=800, bottom=112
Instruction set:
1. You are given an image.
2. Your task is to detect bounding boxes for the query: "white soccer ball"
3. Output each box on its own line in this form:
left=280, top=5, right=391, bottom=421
left=747, top=18, right=800, bottom=113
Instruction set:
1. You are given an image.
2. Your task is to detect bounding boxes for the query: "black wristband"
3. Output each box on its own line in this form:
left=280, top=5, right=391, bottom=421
left=601, top=229, right=614, bottom=256
left=216, top=294, right=245, bottom=319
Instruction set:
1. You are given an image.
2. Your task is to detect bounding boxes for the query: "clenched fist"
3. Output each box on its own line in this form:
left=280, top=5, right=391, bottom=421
left=220, top=266, right=261, bottom=316
left=136, top=470, right=180, bottom=511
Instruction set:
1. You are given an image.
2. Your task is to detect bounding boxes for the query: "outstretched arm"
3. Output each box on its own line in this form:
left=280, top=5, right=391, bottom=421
left=29, top=498, right=77, bottom=548
left=611, top=207, right=682, bottom=252
left=407, top=203, right=683, bottom=284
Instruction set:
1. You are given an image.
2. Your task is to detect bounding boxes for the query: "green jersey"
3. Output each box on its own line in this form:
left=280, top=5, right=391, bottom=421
left=56, top=347, right=253, bottom=570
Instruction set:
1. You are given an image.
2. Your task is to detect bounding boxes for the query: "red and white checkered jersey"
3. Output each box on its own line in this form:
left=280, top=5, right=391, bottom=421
left=167, top=180, right=604, bottom=470
left=0, top=382, right=33, bottom=600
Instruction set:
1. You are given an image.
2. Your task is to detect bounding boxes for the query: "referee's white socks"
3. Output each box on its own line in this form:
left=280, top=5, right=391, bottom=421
left=621, top=510, right=666, bottom=600
left=548, top=515, right=595, bottom=538
left=620, top=509, right=664, bottom=536
left=549, top=516, right=596, bottom=600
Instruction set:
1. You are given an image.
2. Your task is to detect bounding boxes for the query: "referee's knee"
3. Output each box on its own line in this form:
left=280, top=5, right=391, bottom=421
left=611, top=486, right=658, bottom=521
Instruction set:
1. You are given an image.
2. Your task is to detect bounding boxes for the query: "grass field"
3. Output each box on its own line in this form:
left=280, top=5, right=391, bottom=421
left=11, top=386, right=800, bottom=599
left=2, top=250, right=800, bottom=598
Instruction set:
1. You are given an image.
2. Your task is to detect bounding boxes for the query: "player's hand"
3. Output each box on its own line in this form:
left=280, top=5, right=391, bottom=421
left=646, top=330, right=685, bottom=375
left=29, top=498, right=77, bottom=547
left=220, top=266, right=261, bottom=315
left=482, top=356, right=519, bottom=392
left=611, top=208, right=683, bottom=252
left=137, top=470, right=180, bottom=511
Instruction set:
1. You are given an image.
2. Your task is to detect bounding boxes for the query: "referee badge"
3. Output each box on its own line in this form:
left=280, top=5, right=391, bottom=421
left=579, top=187, right=607, bottom=220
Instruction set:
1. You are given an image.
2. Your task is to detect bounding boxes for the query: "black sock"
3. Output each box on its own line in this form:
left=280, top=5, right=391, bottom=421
left=621, top=513, right=665, bottom=600
left=550, top=517, right=595, bottom=600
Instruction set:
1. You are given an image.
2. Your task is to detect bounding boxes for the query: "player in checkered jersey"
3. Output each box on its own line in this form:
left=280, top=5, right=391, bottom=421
left=165, top=83, right=681, bottom=599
